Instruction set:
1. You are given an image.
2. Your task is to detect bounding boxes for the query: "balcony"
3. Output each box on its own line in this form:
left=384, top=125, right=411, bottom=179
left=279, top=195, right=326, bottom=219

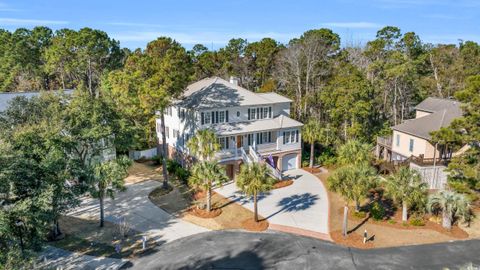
left=410, top=155, right=450, bottom=167
left=256, top=142, right=277, bottom=154
left=377, top=136, right=392, bottom=149
left=215, top=148, right=242, bottom=161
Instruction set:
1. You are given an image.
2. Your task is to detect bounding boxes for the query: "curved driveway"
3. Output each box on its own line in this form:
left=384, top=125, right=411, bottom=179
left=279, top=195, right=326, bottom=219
left=126, top=230, right=480, bottom=270
left=215, top=169, right=329, bottom=239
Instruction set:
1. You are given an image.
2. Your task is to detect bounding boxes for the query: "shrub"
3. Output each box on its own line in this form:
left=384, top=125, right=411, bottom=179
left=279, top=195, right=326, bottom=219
left=352, top=211, right=367, bottom=219
left=175, top=166, right=190, bottom=184
left=388, top=219, right=397, bottom=225
left=167, top=159, right=182, bottom=175
left=370, top=201, right=386, bottom=221
left=409, top=217, right=425, bottom=226
left=152, top=155, right=162, bottom=165
left=315, top=147, right=337, bottom=166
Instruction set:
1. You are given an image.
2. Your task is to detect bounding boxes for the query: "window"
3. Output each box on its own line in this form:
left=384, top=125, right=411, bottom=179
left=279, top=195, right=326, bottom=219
left=237, top=111, right=240, bottom=117
left=219, top=111, right=225, bottom=123
left=409, top=139, right=414, bottom=152
left=250, top=108, right=256, bottom=120
left=167, top=107, right=172, bottom=116
left=247, top=133, right=253, bottom=146
left=263, top=107, right=268, bottom=119
left=204, top=112, right=211, bottom=124
left=156, top=122, right=161, bottom=133
left=180, top=109, right=185, bottom=120
left=396, top=134, right=400, bottom=147
left=283, top=130, right=298, bottom=144
left=218, top=137, right=229, bottom=149
left=165, top=127, right=170, bottom=139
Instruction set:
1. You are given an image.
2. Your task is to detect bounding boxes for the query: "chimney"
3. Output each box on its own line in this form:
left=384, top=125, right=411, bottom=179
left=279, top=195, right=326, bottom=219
left=229, top=76, right=239, bottom=86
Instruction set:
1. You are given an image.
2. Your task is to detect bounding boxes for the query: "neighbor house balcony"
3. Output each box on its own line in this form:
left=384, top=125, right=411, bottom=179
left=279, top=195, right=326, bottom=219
left=377, top=136, right=392, bottom=149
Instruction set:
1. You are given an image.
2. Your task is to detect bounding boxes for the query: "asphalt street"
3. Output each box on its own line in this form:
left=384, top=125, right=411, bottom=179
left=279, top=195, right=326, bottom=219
left=124, top=230, right=480, bottom=270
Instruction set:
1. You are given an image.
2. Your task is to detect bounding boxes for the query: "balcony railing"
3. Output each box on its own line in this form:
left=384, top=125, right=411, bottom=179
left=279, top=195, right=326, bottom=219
left=256, top=142, right=278, bottom=153
left=377, top=136, right=392, bottom=148
left=410, top=155, right=450, bottom=167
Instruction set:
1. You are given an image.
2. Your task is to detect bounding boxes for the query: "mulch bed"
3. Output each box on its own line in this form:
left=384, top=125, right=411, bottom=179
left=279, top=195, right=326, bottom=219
left=330, top=230, right=375, bottom=249
left=149, top=185, right=174, bottom=198
left=302, top=167, right=323, bottom=174
left=337, top=206, right=469, bottom=239
left=193, top=190, right=218, bottom=200
left=241, top=218, right=269, bottom=231
left=189, top=206, right=223, bottom=218
left=272, top=180, right=293, bottom=189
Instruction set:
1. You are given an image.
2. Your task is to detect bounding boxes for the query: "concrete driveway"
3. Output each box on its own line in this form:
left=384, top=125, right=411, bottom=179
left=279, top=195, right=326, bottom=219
left=68, top=180, right=208, bottom=244
left=215, top=169, right=329, bottom=239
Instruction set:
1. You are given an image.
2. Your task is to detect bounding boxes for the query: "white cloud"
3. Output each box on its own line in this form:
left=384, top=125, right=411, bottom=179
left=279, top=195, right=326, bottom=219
left=0, top=17, right=68, bottom=25
left=112, top=31, right=297, bottom=45
left=321, top=22, right=383, bottom=29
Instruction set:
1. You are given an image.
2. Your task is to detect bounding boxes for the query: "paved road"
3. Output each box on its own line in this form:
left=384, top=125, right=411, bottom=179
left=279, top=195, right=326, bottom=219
left=215, top=169, right=329, bottom=236
left=68, top=180, right=208, bottom=244
left=126, top=230, right=480, bottom=270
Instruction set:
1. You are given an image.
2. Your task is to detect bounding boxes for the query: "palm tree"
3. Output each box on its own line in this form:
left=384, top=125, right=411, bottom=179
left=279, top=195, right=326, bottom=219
left=189, top=161, right=229, bottom=212
left=337, top=139, right=372, bottom=166
left=302, top=120, right=320, bottom=168
left=91, top=156, right=131, bottom=227
left=187, top=129, right=220, bottom=161
left=385, top=167, right=427, bottom=222
left=328, top=163, right=378, bottom=236
left=236, top=163, right=275, bottom=222
left=427, top=190, right=471, bottom=230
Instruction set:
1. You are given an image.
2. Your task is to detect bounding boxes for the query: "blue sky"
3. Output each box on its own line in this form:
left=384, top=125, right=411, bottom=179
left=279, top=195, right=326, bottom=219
left=0, top=0, right=479, bottom=49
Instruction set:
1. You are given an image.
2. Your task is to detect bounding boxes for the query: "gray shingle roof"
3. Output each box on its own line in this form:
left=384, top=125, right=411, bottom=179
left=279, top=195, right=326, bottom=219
left=213, top=115, right=303, bottom=136
left=0, top=90, right=74, bottom=112
left=415, top=97, right=460, bottom=113
left=393, top=97, right=463, bottom=140
left=176, top=77, right=291, bottom=109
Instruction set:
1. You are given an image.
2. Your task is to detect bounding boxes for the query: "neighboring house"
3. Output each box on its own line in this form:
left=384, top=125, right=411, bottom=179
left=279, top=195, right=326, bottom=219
left=157, top=76, right=303, bottom=179
left=0, top=90, right=116, bottom=163
left=376, top=97, right=467, bottom=189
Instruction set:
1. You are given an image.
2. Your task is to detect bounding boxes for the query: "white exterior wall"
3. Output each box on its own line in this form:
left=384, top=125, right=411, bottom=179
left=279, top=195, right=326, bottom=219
left=415, top=110, right=432, bottom=118
left=391, top=130, right=428, bottom=159
left=157, top=100, right=301, bottom=159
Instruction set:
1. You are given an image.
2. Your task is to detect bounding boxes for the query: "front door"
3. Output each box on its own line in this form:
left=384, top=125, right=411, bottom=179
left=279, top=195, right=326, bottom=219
left=236, top=135, right=242, bottom=148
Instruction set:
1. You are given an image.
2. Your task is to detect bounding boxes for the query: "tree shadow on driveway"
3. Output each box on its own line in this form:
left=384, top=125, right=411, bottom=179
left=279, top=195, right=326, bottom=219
left=264, top=193, right=319, bottom=220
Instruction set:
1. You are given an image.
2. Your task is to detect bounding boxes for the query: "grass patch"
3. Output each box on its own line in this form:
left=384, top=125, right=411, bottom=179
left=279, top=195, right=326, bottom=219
left=50, top=216, right=155, bottom=259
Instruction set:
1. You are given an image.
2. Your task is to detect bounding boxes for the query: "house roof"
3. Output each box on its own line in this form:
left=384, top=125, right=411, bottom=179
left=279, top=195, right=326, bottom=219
left=212, top=114, right=303, bottom=136
left=415, top=97, right=460, bottom=113
left=0, top=90, right=74, bottom=112
left=392, top=97, right=463, bottom=140
left=176, top=77, right=291, bottom=109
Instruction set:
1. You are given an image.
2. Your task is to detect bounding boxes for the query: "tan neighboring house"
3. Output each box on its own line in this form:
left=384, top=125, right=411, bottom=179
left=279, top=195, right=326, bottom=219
left=376, top=97, right=467, bottom=189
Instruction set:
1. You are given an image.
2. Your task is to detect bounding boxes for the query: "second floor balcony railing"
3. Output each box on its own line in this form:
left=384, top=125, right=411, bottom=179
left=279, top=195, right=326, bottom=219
left=377, top=136, right=393, bottom=149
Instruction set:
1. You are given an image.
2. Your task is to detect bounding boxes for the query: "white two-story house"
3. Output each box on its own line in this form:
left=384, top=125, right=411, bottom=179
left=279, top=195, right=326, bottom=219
left=156, top=76, right=303, bottom=179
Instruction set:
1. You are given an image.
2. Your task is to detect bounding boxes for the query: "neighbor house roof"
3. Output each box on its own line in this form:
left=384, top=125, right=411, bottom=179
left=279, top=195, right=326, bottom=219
left=0, top=89, right=74, bottom=112
left=176, top=77, right=291, bottom=109
left=212, top=114, right=303, bottom=136
left=414, top=97, right=460, bottom=113
left=392, top=97, right=463, bottom=140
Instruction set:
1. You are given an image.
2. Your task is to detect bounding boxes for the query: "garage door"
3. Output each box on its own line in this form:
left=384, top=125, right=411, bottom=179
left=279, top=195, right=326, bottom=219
left=282, top=154, right=298, bottom=171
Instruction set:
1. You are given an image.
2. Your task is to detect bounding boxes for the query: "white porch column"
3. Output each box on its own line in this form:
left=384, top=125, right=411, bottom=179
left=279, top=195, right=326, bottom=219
left=276, top=131, right=280, bottom=150
left=234, top=136, right=238, bottom=158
